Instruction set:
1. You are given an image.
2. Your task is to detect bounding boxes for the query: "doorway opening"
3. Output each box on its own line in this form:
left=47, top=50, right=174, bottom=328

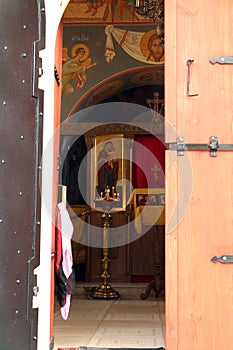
left=54, top=83, right=166, bottom=348
left=52, top=0, right=166, bottom=346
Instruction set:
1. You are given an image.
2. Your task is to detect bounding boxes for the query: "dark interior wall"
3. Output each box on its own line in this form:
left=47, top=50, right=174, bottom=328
left=62, top=135, right=87, bottom=205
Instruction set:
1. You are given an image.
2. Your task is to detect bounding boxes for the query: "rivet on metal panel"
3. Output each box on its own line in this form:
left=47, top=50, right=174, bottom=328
left=36, top=221, right=41, bottom=225
left=38, top=165, right=42, bottom=170
left=0, top=219, right=3, bottom=223
left=17, top=250, right=21, bottom=254
left=3, top=101, right=6, bottom=106
left=20, top=135, right=24, bottom=139
left=15, top=310, right=19, bottom=314
left=22, top=80, right=26, bottom=84
left=14, top=230, right=18, bottom=234
left=4, top=46, right=7, bottom=50
left=39, top=112, right=43, bottom=117
left=23, top=24, right=27, bottom=29
left=33, top=336, right=37, bottom=341
left=19, top=192, right=23, bottom=196
left=2, top=160, right=5, bottom=164
left=16, top=279, right=20, bottom=284
left=41, top=7, right=45, bottom=12
left=21, top=52, right=27, bottom=58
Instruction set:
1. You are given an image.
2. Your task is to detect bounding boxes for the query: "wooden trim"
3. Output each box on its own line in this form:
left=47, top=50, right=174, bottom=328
left=165, top=151, right=178, bottom=350
left=165, top=0, right=177, bottom=143
left=165, top=0, right=178, bottom=346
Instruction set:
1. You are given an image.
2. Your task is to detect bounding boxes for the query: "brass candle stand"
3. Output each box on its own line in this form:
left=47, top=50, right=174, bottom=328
left=91, top=189, right=121, bottom=299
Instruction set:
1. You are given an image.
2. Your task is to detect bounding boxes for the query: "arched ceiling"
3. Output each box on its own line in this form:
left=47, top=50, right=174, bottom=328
left=68, top=65, right=164, bottom=116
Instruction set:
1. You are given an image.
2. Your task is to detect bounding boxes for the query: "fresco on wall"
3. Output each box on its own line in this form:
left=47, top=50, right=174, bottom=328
left=62, top=44, right=98, bottom=94
left=105, top=24, right=164, bottom=64
left=63, top=0, right=112, bottom=22
left=83, top=67, right=164, bottom=108
left=61, top=24, right=163, bottom=96
left=61, top=24, right=164, bottom=121
left=63, top=0, right=155, bottom=23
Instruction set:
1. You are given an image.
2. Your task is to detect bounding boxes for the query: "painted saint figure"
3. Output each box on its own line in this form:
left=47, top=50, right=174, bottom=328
left=97, top=141, right=119, bottom=196
left=62, top=44, right=97, bottom=94
left=146, top=34, right=164, bottom=62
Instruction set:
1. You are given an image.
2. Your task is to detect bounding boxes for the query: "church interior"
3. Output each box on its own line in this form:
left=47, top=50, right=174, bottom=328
left=54, top=0, right=166, bottom=347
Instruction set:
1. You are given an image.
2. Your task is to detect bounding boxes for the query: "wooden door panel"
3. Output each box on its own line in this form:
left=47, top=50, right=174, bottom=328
left=165, top=0, right=233, bottom=143
left=166, top=0, right=233, bottom=349
left=166, top=151, right=233, bottom=349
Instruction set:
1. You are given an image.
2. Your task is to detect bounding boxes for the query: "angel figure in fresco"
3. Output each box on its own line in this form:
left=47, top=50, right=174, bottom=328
left=62, top=44, right=97, bottom=95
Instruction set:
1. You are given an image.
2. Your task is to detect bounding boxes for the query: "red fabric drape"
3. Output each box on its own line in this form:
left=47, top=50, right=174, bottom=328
left=132, top=135, right=165, bottom=188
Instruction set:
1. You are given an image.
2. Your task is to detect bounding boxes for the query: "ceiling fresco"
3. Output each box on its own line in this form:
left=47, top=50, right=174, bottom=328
left=68, top=65, right=164, bottom=115
left=61, top=2, right=164, bottom=122
left=63, top=0, right=164, bottom=24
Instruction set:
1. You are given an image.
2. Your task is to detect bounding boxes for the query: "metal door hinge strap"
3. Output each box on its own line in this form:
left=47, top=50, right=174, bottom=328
left=168, top=136, right=233, bottom=157
left=211, top=255, right=233, bottom=264
left=210, top=56, right=233, bottom=64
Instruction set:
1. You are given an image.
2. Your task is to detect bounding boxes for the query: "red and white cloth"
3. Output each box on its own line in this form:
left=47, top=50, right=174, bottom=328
left=55, top=202, right=74, bottom=320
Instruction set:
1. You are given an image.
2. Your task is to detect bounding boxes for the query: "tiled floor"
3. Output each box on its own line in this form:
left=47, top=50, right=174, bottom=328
left=53, top=284, right=165, bottom=349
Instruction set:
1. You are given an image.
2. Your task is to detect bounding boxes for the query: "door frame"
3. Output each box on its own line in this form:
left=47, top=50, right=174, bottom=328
left=35, top=1, right=70, bottom=349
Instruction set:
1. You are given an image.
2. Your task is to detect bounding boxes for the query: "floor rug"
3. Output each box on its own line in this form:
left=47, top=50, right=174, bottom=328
left=58, top=347, right=165, bottom=350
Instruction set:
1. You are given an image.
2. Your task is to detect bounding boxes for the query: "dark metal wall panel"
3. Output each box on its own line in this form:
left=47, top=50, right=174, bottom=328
left=0, top=1, right=45, bottom=349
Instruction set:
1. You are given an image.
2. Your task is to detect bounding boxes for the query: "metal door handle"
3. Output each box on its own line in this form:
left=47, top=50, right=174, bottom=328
left=187, top=59, right=199, bottom=97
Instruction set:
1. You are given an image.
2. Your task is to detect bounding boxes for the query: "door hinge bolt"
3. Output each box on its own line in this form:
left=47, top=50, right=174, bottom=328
left=208, top=136, right=219, bottom=157
left=176, top=136, right=185, bottom=156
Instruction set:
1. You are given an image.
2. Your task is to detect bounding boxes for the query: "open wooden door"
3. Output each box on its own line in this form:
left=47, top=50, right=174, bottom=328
left=165, top=1, right=233, bottom=349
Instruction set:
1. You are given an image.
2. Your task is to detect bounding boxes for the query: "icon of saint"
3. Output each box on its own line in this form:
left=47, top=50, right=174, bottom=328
left=97, top=141, right=119, bottom=196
